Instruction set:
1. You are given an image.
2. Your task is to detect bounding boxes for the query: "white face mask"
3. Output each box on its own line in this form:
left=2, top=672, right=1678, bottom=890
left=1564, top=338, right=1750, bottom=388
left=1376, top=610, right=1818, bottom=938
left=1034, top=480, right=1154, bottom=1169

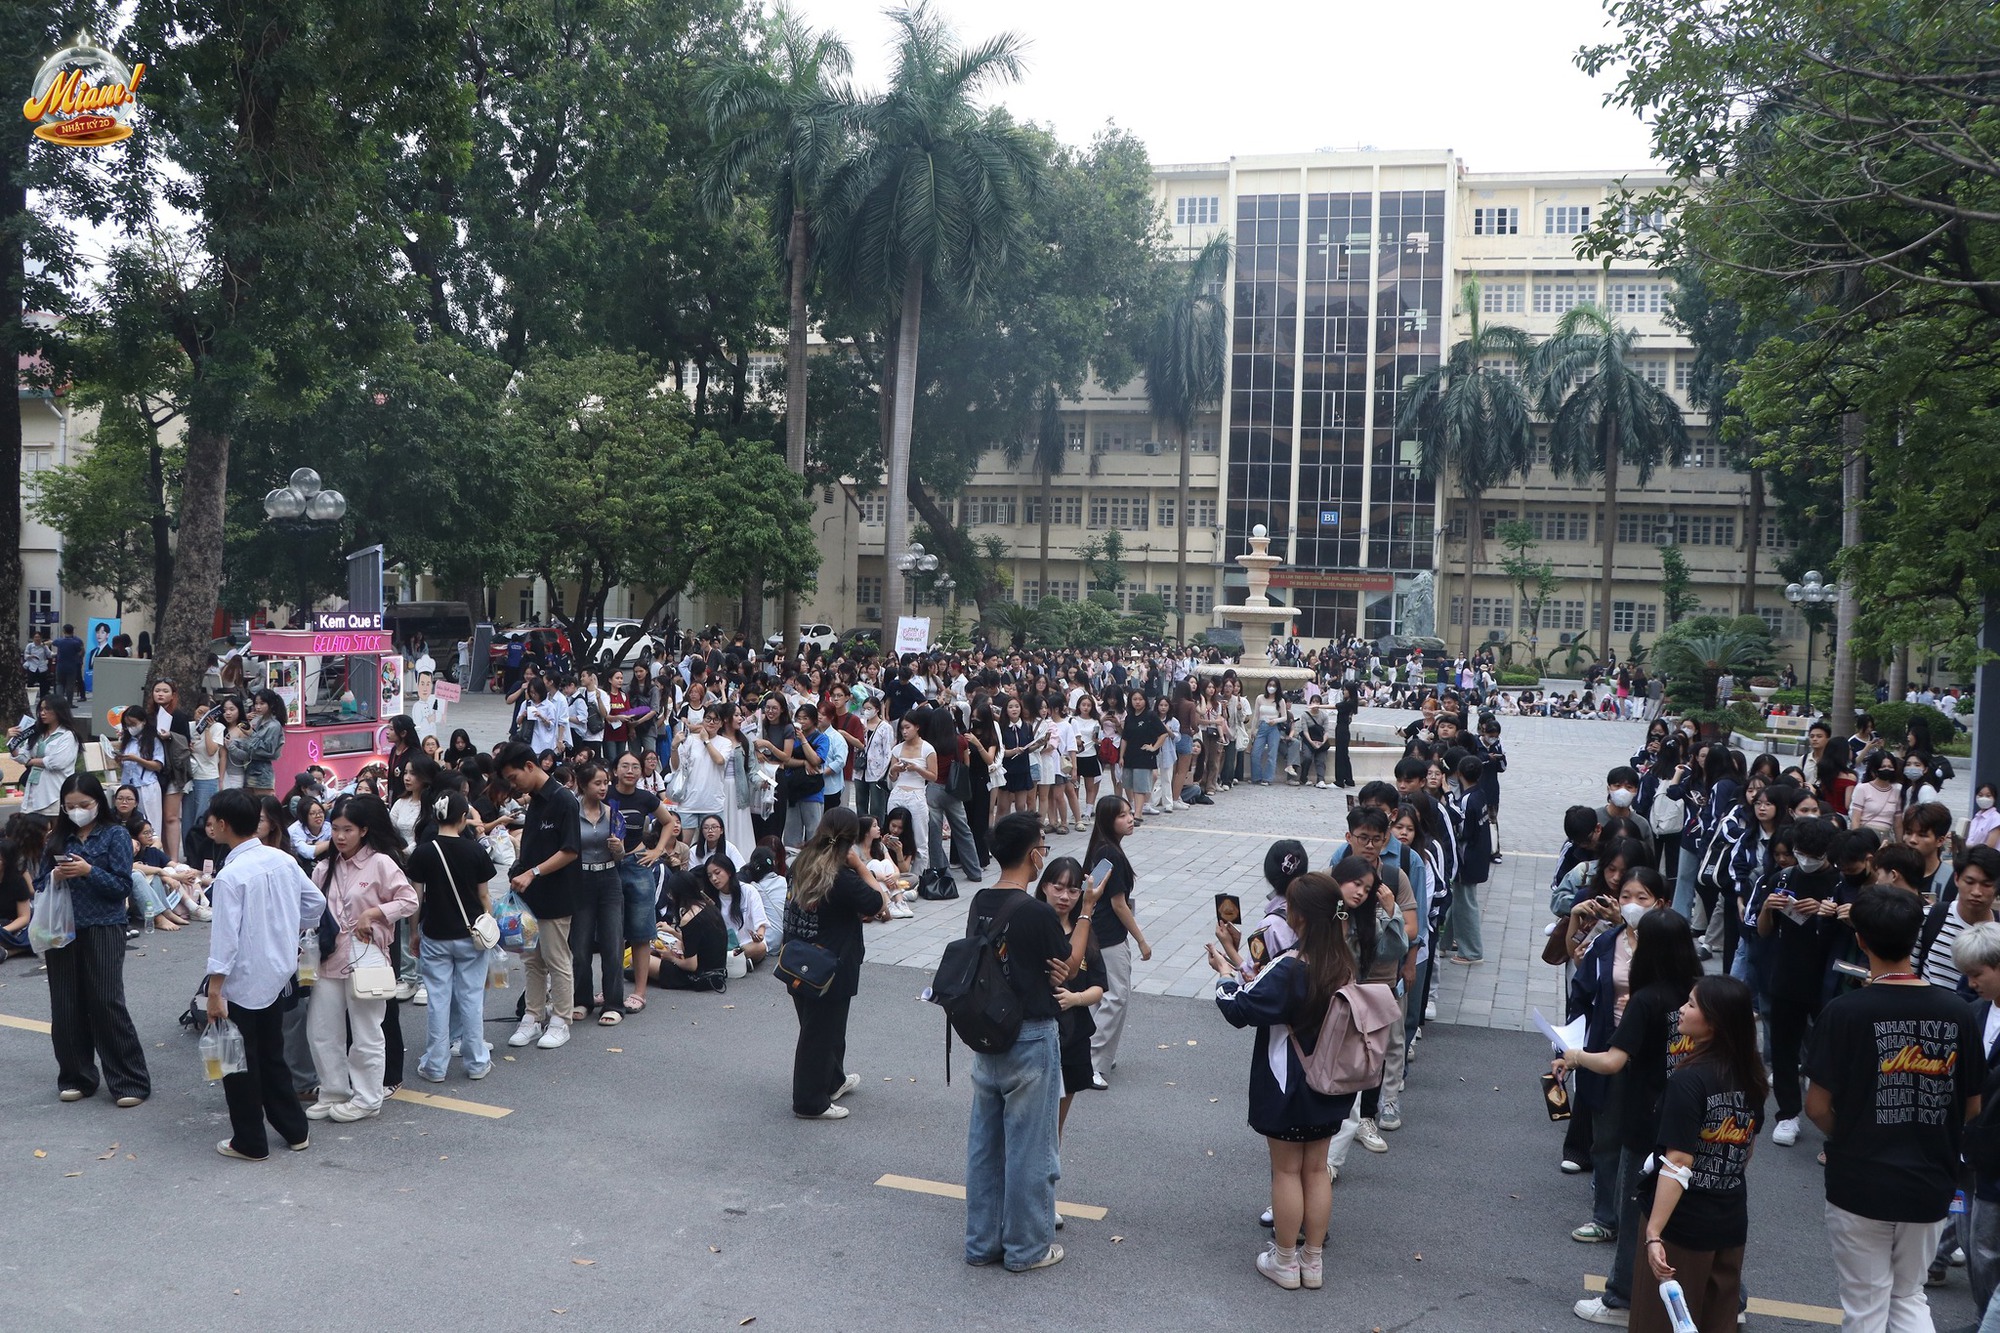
left=1608, top=788, right=1635, bottom=809
left=65, top=806, right=94, bottom=828
left=1979, top=796, right=1996, bottom=812
left=1905, top=766, right=1925, bottom=781
left=1619, top=902, right=1646, bottom=929
left=1795, top=855, right=1828, bottom=874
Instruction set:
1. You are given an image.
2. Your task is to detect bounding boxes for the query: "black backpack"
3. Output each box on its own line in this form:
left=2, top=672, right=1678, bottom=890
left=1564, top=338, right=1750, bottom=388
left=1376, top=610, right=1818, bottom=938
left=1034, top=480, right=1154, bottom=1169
left=583, top=693, right=607, bottom=735
left=928, top=895, right=1027, bottom=1082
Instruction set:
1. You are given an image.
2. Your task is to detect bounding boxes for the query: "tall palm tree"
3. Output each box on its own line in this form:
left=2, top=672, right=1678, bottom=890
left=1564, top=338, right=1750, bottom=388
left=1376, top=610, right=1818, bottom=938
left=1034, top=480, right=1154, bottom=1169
left=1396, top=280, right=1537, bottom=658
left=1144, top=234, right=1230, bottom=644
left=1531, top=304, right=1689, bottom=663
left=702, top=8, right=855, bottom=656
left=1026, top=388, right=1064, bottom=605
left=816, top=2, right=1041, bottom=620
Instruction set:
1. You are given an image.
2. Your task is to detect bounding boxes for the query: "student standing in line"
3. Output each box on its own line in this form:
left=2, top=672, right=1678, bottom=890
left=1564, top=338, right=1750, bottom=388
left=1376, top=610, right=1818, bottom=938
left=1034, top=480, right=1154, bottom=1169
left=41, top=774, right=149, bottom=1106
left=1084, top=795, right=1150, bottom=1090
left=961, top=813, right=1078, bottom=1273
left=1807, top=886, right=1986, bottom=1330
left=203, top=788, right=326, bottom=1160
left=782, top=807, right=889, bottom=1120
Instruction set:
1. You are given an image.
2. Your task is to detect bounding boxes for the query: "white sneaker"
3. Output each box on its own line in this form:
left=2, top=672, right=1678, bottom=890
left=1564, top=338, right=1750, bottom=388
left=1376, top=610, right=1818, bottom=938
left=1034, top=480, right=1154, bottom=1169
left=1573, top=1296, right=1630, bottom=1325
left=536, top=1016, right=571, bottom=1049
left=1771, top=1117, right=1800, bottom=1146
left=191, top=904, right=213, bottom=922
left=394, top=980, right=417, bottom=1001
left=413, top=985, right=428, bottom=1007
left=327, top=1100, right=381, bottom=1123
left=1356, top=1117, right=1389, bottom=1153
left=1316, top=780, right=1330, bottom=789
left=304, top=1099, right=346, bottom=1120
left=831, top=1073, right=860, bottom=1103
left=507, top=1014, right=544, bottom=1048
left=796, top=1104, right=850, bottom=1120
left=1424, top=998, right=1438, bottom=1021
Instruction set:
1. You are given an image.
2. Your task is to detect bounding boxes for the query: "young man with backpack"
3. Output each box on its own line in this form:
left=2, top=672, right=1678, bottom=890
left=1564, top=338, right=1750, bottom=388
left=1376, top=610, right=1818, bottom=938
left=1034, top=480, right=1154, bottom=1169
left=956, top=811, right=1076, bottom=1273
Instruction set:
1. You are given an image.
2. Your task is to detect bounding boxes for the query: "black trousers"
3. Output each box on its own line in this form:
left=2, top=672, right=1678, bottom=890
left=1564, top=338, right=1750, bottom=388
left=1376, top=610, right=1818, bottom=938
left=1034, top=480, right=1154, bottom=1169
left=569, top=869, right=624, bottom=1012
left=1334, top=737, right=1354, bottom=786
left=46, top=923, right=150, bottom=1100
left=1766, top=990, right=1820, bottom=1121
left=382, top=997, right=405, bottom=1090
left=791, top=990, right=852, bottom=1115
left=965, top=784, right=992, bottom=867
left=225, top=998, right=309, bottom=1157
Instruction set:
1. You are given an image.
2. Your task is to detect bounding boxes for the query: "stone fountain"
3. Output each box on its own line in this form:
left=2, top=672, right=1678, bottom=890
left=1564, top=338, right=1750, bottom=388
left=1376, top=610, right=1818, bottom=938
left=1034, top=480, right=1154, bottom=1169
left=1197, top=524, right=1316, bottom=690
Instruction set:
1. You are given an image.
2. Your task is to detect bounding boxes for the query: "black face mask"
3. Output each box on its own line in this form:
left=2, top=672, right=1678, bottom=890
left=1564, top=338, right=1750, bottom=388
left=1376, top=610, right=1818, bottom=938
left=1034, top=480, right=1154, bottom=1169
left=1843, top=870, right=1873, bottom=888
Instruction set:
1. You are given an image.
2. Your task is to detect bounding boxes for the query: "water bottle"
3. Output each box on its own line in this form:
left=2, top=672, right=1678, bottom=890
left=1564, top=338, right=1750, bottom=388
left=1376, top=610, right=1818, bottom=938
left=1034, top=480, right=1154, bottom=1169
left=1657, top=1279, right=1699, bottom=1333
left=219, top=1019, right=246, bottom=1075
left=296, top=933, right=317, bottom=985
left=142, top=911, right=154, bottom=935
left=487, top=953, right=510, bottom=989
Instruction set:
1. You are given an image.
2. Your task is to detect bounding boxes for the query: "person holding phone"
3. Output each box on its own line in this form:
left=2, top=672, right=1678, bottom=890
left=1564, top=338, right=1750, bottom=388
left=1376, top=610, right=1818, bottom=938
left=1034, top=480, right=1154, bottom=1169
left=41, top=773, right=149, bottom=1106
left=1037, top=856, right=1107, bottom=1156
left=1084, top=795, right=1150, bottom=1090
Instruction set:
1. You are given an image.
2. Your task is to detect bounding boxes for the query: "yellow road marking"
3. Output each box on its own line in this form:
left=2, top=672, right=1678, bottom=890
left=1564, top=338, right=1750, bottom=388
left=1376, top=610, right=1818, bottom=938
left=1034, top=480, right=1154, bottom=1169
left=0, top=1012, right=52, bottom=1033
left=1586, top=1273, right=1839, bottom=1325
left=389, top=1087, right=512, bottom=1119
left=875, top=1172, right=1107, bottom=1221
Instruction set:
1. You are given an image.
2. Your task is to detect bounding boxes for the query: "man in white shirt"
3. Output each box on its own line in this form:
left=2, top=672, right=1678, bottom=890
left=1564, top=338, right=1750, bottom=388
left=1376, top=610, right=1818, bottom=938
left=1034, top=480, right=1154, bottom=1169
left=204, top=788, right=326, bottom=1161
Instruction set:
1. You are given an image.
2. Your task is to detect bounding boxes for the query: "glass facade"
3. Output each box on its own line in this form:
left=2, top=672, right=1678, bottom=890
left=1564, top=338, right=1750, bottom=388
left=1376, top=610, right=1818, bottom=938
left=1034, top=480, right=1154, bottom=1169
left=1223, top=179, right=1445, bottom=639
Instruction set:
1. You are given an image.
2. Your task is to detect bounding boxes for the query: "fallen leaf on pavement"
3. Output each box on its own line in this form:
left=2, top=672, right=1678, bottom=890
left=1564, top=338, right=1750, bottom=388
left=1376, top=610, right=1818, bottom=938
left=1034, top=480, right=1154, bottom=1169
left=97, top=1144, right=119, bottom=1160
left=1186, top=1040, right=1197, bottom=1046
left=709, top=1246, right=721, bottom=1254
left=1110, top=1235, right=1124, bottom=1243
left=739, top=1319, right=756, bottom=1326
left=63, top=1171, right=81, bottom=1177
left=33, top=1150, right=45, bottom=1158
left=124, top=1154, right=135, bottom=1161
left=606, top=1047, right=623, bottom=1053
left=550, top=1309, right=566, bottom=1315
left=572, top=1259, right=595, bottom=1267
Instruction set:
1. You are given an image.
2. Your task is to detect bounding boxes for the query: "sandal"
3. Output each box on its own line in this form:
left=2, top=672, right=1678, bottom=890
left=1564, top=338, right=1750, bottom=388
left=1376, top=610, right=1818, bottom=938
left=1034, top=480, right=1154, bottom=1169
left=623, top=995, right=647, bottom=1013
left=597, top=1010, right=622, bottom=1027
left=571, top=1007, right=588, bottom=1022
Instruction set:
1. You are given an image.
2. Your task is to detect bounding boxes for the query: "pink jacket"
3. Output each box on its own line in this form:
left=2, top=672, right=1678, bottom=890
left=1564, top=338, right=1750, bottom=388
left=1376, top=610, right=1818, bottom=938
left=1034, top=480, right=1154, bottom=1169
left=316, top=849, right=419, bottom=980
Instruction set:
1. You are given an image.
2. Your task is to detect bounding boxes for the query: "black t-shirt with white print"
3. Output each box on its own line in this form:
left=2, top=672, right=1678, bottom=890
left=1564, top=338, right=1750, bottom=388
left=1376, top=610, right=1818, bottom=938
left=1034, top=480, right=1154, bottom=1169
left=1642, top=1058, right=1761, bottom=1250
left=1806, top=981, right=1985, bottom=1222
left=1611, top=982, right=1694, bottom=1152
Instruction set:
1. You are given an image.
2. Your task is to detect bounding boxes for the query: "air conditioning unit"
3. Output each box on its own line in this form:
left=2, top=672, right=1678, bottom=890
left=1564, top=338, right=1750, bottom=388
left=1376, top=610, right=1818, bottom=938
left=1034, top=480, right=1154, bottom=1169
left=1486, top=630, right=1503, bottom=643
left=1558, top=633, right=1573, bottom=645
left=864, top=607, right=881, bottom=622
left=1141, top=440, right=1162, bottom=456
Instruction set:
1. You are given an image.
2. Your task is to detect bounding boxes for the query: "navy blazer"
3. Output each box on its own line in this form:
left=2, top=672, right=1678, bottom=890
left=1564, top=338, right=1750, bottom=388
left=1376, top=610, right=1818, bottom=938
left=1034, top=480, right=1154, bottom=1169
left=1566, top=924, right=1625, bottom=1113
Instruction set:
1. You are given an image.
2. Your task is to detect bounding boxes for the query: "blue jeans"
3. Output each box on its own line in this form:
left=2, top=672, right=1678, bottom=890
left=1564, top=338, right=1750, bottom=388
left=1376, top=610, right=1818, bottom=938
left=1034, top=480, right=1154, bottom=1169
left=965, top=1018, right=1062, bottom=1270
left=1252, top=721, right=1284, bottom=784
left=617, top=857, right=657, bottom=943
left=1672, top=834, right=1700, bottom=920
left=418, top=936, right=491, bottom=1079
left=186, top=777, right=217, bottom=843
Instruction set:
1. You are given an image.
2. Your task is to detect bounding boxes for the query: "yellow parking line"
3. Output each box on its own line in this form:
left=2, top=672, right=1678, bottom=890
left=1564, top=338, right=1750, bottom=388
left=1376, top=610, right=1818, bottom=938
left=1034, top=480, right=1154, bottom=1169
left=388, top=1087, right=512, bottom=1119
left=0, top=1012, right=52, bottom=1034
left=1586, top=1273, right=1839, bottom=1325
left=875, top=1172, right=1108, bottom=1221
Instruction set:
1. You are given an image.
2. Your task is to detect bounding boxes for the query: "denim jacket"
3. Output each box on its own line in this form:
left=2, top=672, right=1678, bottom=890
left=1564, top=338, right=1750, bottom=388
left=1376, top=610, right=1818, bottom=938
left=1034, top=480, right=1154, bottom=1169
left=225, top=716, right=284, bottom=789
left=37, top=821, right=136, bottom=929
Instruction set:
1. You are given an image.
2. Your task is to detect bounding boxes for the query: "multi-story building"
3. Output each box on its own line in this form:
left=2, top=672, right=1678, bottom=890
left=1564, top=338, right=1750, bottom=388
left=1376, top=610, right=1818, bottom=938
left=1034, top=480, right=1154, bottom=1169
left=799, top=148, right=1795, bottom=662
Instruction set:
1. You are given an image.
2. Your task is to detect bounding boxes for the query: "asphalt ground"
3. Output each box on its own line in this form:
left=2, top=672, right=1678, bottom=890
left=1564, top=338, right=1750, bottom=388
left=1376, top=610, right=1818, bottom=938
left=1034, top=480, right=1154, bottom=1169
left=0, top=938, right=1984, bottom=1332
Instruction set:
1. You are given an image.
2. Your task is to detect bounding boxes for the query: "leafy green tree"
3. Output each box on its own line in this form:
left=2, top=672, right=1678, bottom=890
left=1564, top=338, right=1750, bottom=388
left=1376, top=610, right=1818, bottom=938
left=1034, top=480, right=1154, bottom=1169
left=116, top=0, right=472, bottom=690
left=1145, top=234, right=1229, bottom=644
left=29, top=406, right=166, bottom=617
left=1659, top=543, right=1699, bottom=627
left=1397, top=280, right=1537, bottom=658
left=1653, top=625, right=1774, bottom=710
left=1530, top=304, right=1689, bottom=663
left=1495, top=518, right=1562, bottom=668
left=703, top=6, right=855, bottom=653
left=1078, top=530, right=1128, bottom=601
left=1124, top=593, right=1168, bottom=643
left=816, top=2, right=1042, bottom=619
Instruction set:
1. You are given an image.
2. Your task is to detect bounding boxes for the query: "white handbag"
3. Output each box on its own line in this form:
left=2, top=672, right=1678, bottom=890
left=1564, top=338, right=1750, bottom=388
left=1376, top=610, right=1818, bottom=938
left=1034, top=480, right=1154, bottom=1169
left=436, top=843, right=501, bottom=951
left=348, top=938, right=399, bottom=1000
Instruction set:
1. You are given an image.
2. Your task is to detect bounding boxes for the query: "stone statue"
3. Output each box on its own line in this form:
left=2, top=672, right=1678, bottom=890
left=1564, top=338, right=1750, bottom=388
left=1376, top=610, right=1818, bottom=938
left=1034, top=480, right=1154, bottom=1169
left=1403, top=571, right=1436, bottom=637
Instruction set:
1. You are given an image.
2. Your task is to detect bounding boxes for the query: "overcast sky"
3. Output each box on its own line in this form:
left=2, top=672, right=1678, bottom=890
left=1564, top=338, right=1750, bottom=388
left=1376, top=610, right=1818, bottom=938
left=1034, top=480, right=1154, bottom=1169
left=782, top=0, right=1657, bottom=173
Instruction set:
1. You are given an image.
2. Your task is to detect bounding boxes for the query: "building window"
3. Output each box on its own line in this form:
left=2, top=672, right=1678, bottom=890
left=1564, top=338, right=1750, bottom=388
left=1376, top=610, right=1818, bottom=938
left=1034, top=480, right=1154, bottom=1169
left=1755, top=605, right=1801, bottom=641
left=1674, top=359, right=1692, bottom=393
left=1533, top=281, right=1592, bottom=315
left=1158, top=498, right=1175, bottom=528
left=1481, top=507, right=1516, bottom=540
left=1065, top=424, right=1085, bottom=452
left=1470, top=596, right=1512, bottom=628
left=1545, top=205, right=1592, bottom=235
left=856, top=492, right=886, bottom=525
left=1607, top=281, right=1668, bottom=315
left=1680, top=440, right=1719, bottom=468
left=1612, top=601, right=1659, bottom=635
left=1190, top=498, right=1217, bottom=527
left=1026, top=492, right=1082, bottom=526
left=1094, top=428, right=1124, bottom=453
left=857, top=574, right=882, bottom=610
left=26, top=587, right=54, bottom=625
left=1472, top=207, right=1519, bottom=236
left=968, top=494, right=1016, bottom=526
left=1479, top=356, right=1521, bottom=381
left=1617, top=510, right=1661, bottom=544
left=1533, top=433, right=1551, bottom=468
left=1088, top=496, right=1109, bottom=528
left=1192, top=423, right=1219, bottom=453
left=1449, top=595, right=1462, bottom=627
left=1558, top=600, right=1588, bottom=631
left=1108, top=495, right=1148, bottom=529
left=517, top=587, right=535, bottom=623
left=1760, top=515, right=1799, bottom=552
left=1481, top=282, right=1525, bottom=314
left=1639, top=358, right=1668, bottom=388
left=1175, top=196, right=1220, bottom=226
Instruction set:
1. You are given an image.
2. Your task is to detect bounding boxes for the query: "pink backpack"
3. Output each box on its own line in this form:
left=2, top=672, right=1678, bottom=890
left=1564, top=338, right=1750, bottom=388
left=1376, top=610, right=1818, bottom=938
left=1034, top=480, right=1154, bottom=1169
left=1289, top=981, right=1401, bottom=1094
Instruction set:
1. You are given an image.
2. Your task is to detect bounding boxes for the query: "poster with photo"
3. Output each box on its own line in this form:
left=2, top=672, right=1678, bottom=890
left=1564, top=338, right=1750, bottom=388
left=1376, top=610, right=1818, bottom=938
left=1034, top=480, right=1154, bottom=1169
left=268, top=658, right=305, bottom=725
left=378, top=656, right=405, bottom=718
left=85, top=616, right=120, bottom=692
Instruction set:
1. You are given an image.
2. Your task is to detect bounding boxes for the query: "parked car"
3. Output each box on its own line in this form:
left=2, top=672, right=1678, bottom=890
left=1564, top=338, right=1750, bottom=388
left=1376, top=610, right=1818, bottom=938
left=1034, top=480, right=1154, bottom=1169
left=765, top=623, right=838, bottom=654
left=593, top=620, right=670, bottom=671
left=489, top=626, right=573, bottom=674
left=839, top=627, right=882, bottom=652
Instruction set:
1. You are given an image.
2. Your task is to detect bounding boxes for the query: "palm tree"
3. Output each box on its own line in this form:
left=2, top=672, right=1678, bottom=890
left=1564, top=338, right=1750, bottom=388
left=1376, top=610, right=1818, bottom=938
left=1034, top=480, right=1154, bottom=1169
left=1652, top=629, right=1771, bottom=710
left=816, top=3, right=1041, bottom=620
left=1144, top=234, right=1229, bottom=644
left=1026, top=388, right=1064, bottom=605
left=701, top=8, right=855, bottom=656
left=1396, top=280, right=1537, bottom=658
left=1531, top=304, right=1689, bottom=663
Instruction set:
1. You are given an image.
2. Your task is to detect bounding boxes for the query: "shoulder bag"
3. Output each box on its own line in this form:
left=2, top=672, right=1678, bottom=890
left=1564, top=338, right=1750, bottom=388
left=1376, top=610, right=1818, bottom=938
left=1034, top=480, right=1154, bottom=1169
left=773, top=901, right=840, bottom=997
left=435, top=842, right=500, bottom=950
left=331, top=858, right=401, bottom=999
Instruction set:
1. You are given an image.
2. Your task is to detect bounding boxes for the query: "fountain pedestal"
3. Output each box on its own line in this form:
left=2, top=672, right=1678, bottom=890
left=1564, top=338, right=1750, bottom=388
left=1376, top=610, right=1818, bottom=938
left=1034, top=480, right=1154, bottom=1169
left=1198, top=525, right=1316, bottom=689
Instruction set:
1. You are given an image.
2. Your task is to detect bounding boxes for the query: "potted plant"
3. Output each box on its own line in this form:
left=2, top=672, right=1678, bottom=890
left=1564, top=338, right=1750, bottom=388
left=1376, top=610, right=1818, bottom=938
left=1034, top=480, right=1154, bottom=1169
left=1748, top=675, right=1781, bottom=701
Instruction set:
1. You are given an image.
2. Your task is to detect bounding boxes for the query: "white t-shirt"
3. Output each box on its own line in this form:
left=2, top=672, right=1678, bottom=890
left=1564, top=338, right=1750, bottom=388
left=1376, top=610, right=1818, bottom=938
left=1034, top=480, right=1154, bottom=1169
left=189, top=721, right=224, bottom=782
left=890, top=739, right=936, bottom=795
left=679, top=732, right=731, bottom=813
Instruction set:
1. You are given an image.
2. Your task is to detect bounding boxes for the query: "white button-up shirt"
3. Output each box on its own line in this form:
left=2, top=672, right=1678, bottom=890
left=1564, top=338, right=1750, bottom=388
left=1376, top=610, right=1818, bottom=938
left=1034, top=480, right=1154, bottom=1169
left=205, top=840, right=326, bottom=1010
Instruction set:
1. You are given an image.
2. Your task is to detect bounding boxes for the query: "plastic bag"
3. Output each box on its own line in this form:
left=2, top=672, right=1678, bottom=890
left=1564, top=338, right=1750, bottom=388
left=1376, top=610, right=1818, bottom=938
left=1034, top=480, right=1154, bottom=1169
left=198, top=1019, right=247, bottom=1080
left=493, top=889, right=538, bottom=954
left=28, top=884, right=75, bottom=953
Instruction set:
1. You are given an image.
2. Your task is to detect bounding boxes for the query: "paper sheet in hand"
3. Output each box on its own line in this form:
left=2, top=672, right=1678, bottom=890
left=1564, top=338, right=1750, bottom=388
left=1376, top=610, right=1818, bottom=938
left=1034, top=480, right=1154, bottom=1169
left=1532, top=1008, right=1588, bottom=1055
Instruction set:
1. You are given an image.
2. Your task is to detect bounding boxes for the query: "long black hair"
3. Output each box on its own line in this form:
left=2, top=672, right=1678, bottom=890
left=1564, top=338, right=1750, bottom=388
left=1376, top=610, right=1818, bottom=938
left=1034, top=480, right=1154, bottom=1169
left=1685, top=975, right=1770, bottom=1113
left=50, top=772, right=114, bottom=852
left=1627, top=907, right=1701, bottom=997
left=1329, top=854, right=1380, bottom=975
left=1283, top=872, right=1359, bottom=1030
left=322, top=793, right=406, bottom=877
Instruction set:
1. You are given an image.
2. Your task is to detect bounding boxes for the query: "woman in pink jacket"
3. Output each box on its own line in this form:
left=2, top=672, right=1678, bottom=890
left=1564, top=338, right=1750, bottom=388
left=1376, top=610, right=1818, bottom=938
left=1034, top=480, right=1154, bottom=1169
left=306, top=794, right=418, bottom=1124
left=1847, top=752, right=1905, bottom=837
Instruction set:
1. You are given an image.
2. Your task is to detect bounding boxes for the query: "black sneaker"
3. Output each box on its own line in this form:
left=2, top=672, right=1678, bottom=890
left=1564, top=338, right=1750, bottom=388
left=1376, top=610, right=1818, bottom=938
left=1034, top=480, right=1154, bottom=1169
left=1926, top=1261, right=1947, bottom=1288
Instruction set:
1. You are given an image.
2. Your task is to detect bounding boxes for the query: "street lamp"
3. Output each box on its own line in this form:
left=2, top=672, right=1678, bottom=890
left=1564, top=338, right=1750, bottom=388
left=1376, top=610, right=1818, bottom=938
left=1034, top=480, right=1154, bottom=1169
left=1784, top=570, right=1837, bottom=708
left=263, top=467, right=347, bottom=525
left=934, top=574, right=956, bottom=606
left=894, top=542, right=938, bottom=613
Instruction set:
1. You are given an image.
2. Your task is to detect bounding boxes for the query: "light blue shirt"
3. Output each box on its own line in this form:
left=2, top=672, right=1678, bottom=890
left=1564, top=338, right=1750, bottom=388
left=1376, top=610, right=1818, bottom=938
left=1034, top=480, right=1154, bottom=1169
left=205, top=840, right=326, bottom=1010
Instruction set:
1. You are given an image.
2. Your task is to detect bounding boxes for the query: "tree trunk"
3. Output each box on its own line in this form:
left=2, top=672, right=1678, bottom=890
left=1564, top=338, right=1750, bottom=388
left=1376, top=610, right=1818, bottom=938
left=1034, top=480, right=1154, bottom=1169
left=1741, top=468, right=1763, bottom=618
left=1889, top=644, right=1908, bottom=703
left=881, top=260, right=925, bottom=623
left=1175, top=425, right=1190, bottom=644
left=152, top=419, right=230, bottom=691
left=1829, top=412, right=1866, bottom=729
left=0, top=142, right=29, bottom=718
left=1598, top=416, right=1622, bottom=663
left=1460, top=486, right=1481, bottom=659
left=1038, top=468, right=1052, bottom=608
left=779, top=207, right=811, bottom=660
left=147, top=419, right=175, bottom=615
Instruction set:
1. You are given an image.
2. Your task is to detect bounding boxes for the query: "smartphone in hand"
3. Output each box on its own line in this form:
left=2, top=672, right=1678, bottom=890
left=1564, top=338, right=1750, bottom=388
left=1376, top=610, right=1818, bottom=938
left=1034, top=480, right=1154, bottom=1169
left=1086, top=860, right=1114, bottom=898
